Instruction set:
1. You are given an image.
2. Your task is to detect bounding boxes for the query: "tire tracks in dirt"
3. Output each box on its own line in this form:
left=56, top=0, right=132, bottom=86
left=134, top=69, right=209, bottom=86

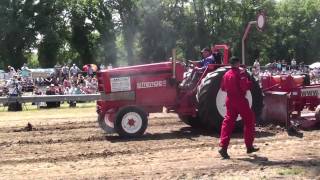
left=0, top=141, right=213, bottom=165
left=2, top=132, right=318, bottom=166
left=0, top=118, right=184, bottom=147
left=0, top=127, right=309, bottom=149
left=0, top=117, right=181, bottom=133
left=1, top=114, right=319, bottom=169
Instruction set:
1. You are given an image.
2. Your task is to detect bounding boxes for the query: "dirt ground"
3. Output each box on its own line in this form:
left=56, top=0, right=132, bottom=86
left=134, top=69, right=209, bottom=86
left=0, top=107, right=319, bottom=179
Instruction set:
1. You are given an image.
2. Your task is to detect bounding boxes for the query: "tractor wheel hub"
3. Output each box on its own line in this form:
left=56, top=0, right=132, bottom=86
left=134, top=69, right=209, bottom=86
left=121, top=112, right=143, bottom=134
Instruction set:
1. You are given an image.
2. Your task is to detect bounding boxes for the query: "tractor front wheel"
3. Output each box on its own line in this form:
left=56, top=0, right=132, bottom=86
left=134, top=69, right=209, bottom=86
left=115, top=106, right=148, bottom=138
left=97, top=113, right=115, bottom=133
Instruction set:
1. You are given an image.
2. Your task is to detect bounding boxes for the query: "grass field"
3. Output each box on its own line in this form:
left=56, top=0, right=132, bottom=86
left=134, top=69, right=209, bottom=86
left=0, top=102, right=97, bottom=128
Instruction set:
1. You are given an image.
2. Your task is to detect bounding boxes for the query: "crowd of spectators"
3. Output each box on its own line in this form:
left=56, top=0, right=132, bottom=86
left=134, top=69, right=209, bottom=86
left=251, top=58, right=320, bottom=85
left=252, top=59, right=310, bottom=76
left=0, top=63, right=100, bottom=99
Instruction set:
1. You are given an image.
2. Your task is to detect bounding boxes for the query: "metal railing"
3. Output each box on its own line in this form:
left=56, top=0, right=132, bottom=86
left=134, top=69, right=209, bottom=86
left=0, top=94, right=101, bottom=104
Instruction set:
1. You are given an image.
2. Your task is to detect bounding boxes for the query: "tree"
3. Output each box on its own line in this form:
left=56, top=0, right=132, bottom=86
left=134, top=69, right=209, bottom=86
left=0, top=0, right=36, bottom=69
left=68, top=0, right=117, bottom=66
left=69, top=0, right=95, bottom=65
left=89, top=0, right=117, bottom=66
left=35, top=0, right=67, bottom=68
left=111, top=0, right=139, bottom=65
left=271, top=0, right=320, bottom=64
left=0, top=0, right=319, bottom=69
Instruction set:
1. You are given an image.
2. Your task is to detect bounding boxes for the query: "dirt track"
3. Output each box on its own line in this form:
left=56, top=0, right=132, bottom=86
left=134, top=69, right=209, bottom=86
left=0, top=110, right=319, bottom=179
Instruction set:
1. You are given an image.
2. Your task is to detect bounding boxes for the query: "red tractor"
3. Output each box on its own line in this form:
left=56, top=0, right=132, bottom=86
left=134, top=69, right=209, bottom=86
left=96, top=44, right=263, bottom=137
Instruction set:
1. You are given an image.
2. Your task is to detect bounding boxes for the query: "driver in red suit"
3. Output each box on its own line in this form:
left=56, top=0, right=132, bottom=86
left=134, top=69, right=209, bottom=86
left=218, top=56, right=259, bottom=159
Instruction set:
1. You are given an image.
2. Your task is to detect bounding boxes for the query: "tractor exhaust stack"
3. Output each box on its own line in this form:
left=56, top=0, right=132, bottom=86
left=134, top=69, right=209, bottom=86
left=172, top=49, right=176, bottom=80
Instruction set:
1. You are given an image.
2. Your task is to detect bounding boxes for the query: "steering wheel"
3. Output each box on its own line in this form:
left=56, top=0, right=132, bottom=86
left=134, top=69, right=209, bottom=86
left=186, top=60, right=197, bottom=68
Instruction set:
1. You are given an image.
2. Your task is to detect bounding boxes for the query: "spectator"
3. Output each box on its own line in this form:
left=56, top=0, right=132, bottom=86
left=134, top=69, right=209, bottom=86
left=51, top=76, right=59, bottom=86
left=87, top=64, right=94, bottom=78
left=276, top=60, right=282, bottom=72
left=36, top=77, right=45, bottom=86
left=252, top=59, right=260, bottom=78
left=281, top=60, right=287, bottom=72
left=84, top=77, right=97, bottom=94
left=20, top=63, right=31, bottom=78
left=63, top=78, right=71, bottom=89
left=45, top=84, right=60, bottom=108
left=291, top=58, right=297, bottom=70
left=70, top=83, right=83, bottom=94
left=68, top=83, right=83, bottom=107
left=5, top=75, right=23, bottom=111
left=61, top=64, right=69, bottom=81
left=77, top=74, right=85, bottom=85
left=44, top=75, right=53, bottom=86
left=54, top=63, right=62, bottom=80
left=69, top=64, right=81, bottom=77
left=8, top=66, right=16, bottom=78
left=33, top=86, right=43, bottom=95
left=1, top=64, right=98, bottom=99
left=33, top=86, right=45, bottom=108
left=6, top=75, right=22, bottom=96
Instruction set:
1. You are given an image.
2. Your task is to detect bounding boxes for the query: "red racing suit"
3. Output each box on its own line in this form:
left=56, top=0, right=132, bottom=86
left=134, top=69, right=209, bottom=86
left=219, top=67, right=255, bottom=149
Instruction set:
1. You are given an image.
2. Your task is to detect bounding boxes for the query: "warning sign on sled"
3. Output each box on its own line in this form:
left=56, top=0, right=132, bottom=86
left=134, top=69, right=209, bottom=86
left=301, top=88, right=320, bottom=97
left=110, top=77, right=131, bottom=92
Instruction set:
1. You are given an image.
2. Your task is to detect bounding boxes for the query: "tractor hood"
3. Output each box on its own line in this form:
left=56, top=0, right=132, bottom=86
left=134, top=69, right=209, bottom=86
left=97, top=61, right=185, bottom=94
left=102, top=61, right=184, bottom=78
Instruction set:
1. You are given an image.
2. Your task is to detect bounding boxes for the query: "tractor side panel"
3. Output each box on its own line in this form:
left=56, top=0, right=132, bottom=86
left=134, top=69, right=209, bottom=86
left=134, top=73, right=177, bottom=107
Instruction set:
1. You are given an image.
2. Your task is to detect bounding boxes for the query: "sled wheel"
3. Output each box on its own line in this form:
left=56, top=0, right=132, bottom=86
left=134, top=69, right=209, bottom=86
left=115, top=106, right=148, bottom=138
left=196, top=67, right=263, bottom=131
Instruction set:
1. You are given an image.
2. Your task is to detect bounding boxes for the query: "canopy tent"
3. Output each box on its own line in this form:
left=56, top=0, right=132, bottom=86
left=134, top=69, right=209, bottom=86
left=82, top=64, right=98, bottom=72
left=29, top=68, right=55, bottom=78
left=0, top=70, right=5, bottom=80
left=309, top=62, right=320, bottom=69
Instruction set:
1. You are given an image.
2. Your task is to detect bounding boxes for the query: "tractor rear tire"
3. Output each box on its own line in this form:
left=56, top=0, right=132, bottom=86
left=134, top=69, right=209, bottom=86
left=114, top=106, right=148, bottom=138
left=179, top=115, right=202, bottom=128
left=315, top=105, right=320, bottom=122
left=196, top=67, right=263, bottom=131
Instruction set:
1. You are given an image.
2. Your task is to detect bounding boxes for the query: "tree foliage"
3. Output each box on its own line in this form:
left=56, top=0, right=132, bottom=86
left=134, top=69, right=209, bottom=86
left=0, top=0, right=36, bottom=69
left=0, top=0, right=319, bottom=69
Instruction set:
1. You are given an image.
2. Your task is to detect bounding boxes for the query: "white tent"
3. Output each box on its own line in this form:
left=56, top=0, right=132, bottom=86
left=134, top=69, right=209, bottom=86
left=29, top=68, right=55, bottom=78
left=309, top=62, right=320, bottom=69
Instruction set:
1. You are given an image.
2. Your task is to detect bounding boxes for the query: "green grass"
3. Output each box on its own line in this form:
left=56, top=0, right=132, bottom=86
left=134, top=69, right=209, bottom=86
left=0, top=102, right=96, bottom=112
left=0, top=102, right=97, bottom=122
left=277, top=167, right=305, bottom=176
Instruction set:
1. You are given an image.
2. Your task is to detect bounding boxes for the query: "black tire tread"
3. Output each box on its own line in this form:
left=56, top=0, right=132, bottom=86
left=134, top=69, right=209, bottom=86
left=97, top=114, right=111, bottom=132
left=196, top=67, right=263, bottom=131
